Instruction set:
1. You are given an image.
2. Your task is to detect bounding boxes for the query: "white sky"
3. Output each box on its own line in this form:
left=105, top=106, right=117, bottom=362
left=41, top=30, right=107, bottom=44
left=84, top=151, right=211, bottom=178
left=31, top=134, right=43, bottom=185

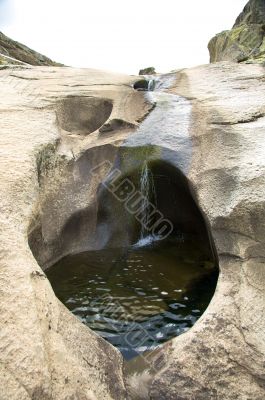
left=0, top=0, right=247, bottom=74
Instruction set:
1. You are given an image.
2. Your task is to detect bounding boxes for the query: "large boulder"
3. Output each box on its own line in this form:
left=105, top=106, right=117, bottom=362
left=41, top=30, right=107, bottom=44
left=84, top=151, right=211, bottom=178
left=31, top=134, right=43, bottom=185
left=139, top=67, right=156, bottom=75
left=208, top=0, right=265, bottom=63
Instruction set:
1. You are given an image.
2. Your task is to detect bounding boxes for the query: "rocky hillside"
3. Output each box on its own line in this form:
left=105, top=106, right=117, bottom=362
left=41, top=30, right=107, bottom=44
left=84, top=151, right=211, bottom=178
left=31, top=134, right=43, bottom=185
left=208, top=0, right=265, bottom=63
left=0, top=31, right=62, bottom=66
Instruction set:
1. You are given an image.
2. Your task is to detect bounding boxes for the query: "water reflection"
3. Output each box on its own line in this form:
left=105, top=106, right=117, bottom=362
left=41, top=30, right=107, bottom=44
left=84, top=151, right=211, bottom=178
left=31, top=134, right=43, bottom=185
left=47, top=239, right=217, bottom=360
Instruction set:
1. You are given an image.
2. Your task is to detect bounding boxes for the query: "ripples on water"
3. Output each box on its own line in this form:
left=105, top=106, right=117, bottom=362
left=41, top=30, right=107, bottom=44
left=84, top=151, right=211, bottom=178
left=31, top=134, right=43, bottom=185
left=47, top=240, right=217, bottom=360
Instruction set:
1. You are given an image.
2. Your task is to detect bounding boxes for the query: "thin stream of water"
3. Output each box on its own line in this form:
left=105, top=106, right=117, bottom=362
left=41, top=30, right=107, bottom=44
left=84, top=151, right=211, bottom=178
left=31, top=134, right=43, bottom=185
left=139, top=161, right=157, bottom=241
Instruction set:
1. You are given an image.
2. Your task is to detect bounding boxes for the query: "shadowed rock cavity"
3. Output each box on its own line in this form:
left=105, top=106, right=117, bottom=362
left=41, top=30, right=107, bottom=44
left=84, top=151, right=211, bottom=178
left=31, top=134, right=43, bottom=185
left=28, top=144, right=118, bottom=270
left=56, top=96, right=113, bottom=135
left=28, top=147, right=217, bottom=272
left=133, top=79, right=153, bottom=91
left=95, top=158, right=216, bottom=262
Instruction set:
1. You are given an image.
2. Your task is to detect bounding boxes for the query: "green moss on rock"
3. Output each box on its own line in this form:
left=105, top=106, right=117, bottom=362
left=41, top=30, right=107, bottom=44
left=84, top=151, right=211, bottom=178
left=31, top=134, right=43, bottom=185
left=208, top=24, right=265, bottom=63
left=139, top=67, right=156, bottom=75
left=208, top=0, right=265, bottom=64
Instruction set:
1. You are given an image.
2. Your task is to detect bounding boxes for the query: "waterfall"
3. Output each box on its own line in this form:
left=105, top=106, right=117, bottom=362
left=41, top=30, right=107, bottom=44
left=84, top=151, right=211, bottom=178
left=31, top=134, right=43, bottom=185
left=135, top=162, right=158, bottom=247
left=147, top=79, right=155, bottom=91
left=139, top=162, right=151, bottom=239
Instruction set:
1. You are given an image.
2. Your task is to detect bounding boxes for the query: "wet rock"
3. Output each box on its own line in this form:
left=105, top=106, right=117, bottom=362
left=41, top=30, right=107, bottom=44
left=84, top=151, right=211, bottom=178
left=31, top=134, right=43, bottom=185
left=133, top=79, right=150, bottom=90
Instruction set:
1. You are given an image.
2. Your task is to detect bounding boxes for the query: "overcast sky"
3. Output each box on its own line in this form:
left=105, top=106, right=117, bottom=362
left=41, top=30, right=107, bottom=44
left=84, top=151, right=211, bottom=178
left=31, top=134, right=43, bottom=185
left=0, top=0, right=247, bottom=74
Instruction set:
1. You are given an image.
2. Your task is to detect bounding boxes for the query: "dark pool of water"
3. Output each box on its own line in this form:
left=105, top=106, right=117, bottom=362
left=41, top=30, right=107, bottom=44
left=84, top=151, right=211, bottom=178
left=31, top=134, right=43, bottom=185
left=47, top=239, right=217, bottom=360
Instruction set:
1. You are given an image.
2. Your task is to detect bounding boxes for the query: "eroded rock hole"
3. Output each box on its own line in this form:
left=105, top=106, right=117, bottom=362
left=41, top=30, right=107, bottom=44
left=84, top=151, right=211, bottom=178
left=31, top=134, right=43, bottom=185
left=133, top=79, right=155, bottom=91
left=56, top=96, right=113, bottom=135
left=44, top=159, right=218, bottom=360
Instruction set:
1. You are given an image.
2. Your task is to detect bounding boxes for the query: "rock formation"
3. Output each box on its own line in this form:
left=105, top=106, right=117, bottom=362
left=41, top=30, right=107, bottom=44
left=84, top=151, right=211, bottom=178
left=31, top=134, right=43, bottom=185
left=0, top=31, right=61, bottom=66
left=1, top=60, right=265, bottom=399
left=208, top=0, right=265, bottom=63
left=139, top=67, right=156, bottom=75
left=1, top=5, right=265, bottom=396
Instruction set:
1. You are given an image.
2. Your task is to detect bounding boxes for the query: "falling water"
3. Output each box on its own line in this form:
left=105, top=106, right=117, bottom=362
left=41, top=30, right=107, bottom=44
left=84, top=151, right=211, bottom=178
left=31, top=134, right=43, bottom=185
left=136, top=162, right=158, bottom=246
left=147, top=79, right=155, bottom=91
